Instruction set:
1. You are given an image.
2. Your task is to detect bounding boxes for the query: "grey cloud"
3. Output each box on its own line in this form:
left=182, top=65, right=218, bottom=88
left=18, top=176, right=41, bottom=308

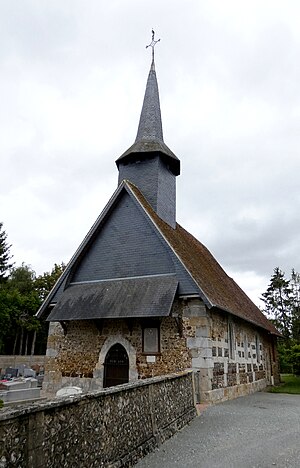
left=1, top=0, right=300, bottom=303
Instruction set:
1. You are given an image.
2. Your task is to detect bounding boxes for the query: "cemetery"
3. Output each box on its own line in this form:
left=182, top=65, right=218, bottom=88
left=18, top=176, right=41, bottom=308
left=0, top=361, right=44, bottom=405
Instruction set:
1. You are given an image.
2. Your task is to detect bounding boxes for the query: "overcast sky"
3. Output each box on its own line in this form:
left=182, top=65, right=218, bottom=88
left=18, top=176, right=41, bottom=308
left=1, top=0, right=299, bottom=306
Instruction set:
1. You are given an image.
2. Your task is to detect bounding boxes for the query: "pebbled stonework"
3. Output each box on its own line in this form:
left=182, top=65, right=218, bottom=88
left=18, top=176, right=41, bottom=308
left=42, top=298, right=279, bottom=402
left=43, top=305, right=192, bottom=396
left=0, top=372, right=196, bottom=468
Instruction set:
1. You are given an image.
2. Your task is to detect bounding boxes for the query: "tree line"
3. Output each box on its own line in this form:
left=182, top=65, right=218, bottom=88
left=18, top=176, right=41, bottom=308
left=0, top=222, right=65, bottom=355
left=261, top=267, right=300, bottom=375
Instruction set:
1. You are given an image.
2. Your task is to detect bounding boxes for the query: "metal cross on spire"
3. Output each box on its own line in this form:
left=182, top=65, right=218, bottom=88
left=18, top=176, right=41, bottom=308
left=146, top=29, right=160, bottom=63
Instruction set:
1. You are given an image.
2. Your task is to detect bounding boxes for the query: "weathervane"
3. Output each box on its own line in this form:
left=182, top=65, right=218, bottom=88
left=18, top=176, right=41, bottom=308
left=146, top=29, right=160, bottom=61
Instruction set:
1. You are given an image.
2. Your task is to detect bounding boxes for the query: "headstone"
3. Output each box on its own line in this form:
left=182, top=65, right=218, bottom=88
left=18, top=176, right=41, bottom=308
left=36, top=373, right=44, bottom=387
left=5, top=367, right=18, bottom=378
left=24, top=368, right=36, bottom=378
left=0, top=378, right=41, bottom=403
left=17, top=364, right=26, bottom=376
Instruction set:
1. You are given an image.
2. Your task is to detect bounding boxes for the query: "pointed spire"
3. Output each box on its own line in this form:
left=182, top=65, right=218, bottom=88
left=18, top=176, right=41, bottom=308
left=135, top=60, right=163, bottom=143
left=116, top=32, right=180, bottom=176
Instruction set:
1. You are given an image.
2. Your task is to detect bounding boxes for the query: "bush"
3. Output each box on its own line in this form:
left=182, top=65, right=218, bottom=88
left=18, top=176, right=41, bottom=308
left=278, top=344, right=293, bottom=373
left=288, top=344, right=300, bottom=376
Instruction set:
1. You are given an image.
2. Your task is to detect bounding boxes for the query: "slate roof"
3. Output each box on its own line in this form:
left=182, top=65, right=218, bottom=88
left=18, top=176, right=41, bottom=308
left=37, top=180, right=278, bottom=335
left=46, top=275, right=178, bottom=321
left=116, top=60, right=180, bottom=176
left=127, top=182, right=279, bottom=336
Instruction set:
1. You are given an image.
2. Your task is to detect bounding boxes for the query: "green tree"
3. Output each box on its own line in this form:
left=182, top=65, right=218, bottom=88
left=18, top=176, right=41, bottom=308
left=262, top=268, right=300, bottom=375
left=4, top=264, right=41, bottom=355
left=286, top=344, right=300, bottom=375
left=0, top=225, right=66, bottom=355
left=290, top=269, right=300, bottom=343
left=0, top=222, right=14, bottom=283
left=34, top=262, right=65, bottom=301
left=0, top=223, right=14, bottom=351
left=33, top=262, right=66, bottom=354
left=0, top=287, right=19, bottom=353
left=261, top=267, right=293, bottom=341
left=9, top=263, right=36, bottom=293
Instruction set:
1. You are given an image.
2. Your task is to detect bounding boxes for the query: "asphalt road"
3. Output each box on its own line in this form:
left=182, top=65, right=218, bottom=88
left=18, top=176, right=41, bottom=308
left=135, top=392, right=300, bottom=468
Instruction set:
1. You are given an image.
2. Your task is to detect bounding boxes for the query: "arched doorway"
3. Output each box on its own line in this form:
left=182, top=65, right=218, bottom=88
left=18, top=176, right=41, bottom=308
left=103, top=343, right=129, bottom=388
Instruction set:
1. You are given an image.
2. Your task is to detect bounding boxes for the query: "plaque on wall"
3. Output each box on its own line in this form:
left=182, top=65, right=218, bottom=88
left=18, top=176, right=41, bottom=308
left=146, top=355, right=156, bottom=363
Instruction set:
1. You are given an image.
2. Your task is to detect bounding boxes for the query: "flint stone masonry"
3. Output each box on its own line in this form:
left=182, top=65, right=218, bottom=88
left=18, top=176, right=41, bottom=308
left=0, top=372, right=196, bottom=468
left=43, top=311, right=191, bottom=396
left=43, top=298, right=279, bottom=403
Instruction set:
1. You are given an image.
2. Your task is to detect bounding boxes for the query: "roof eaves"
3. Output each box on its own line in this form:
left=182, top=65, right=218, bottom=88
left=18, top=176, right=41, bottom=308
left=46, top=275, right=178, bottom=321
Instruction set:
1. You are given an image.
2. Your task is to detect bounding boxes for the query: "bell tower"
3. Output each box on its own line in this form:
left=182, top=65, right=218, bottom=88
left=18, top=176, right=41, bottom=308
left=116, top=31, right=180, bottom=228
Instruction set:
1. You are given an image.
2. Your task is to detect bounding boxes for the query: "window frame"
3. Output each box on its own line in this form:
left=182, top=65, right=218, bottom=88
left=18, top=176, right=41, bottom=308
left=256, top=335, right=260, bottom=363
left=228, top=320, right=235, bottom=360
left=142, top=321, right=161, bottom=355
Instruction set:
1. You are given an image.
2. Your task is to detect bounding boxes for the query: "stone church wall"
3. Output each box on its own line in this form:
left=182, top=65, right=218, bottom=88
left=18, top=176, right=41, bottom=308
left=43, top=315, right=191, bottom=396
left=43, top=297, right=278, bottom=401
left=0, top=372, right=196, bottom=468
left=182, top=299, right=280, bottom=403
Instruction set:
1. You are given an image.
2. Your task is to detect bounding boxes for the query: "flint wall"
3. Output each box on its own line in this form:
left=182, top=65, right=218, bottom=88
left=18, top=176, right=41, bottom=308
left=0, top=371, right=196, bottom=468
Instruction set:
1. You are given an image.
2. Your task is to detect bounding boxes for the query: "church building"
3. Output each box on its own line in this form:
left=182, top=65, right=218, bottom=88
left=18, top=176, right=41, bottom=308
left=38, top=36, right=280, bottom=403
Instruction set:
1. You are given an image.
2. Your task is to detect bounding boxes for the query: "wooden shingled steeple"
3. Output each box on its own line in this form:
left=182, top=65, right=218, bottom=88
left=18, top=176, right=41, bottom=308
left=116, top=33, right=180, bottom=228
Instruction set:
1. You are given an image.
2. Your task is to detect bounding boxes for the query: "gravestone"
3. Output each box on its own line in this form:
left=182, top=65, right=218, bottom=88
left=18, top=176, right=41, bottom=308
left=24, top=368, right=36, bottom=378
left=17, top=364, right=26, bottom=376
left=5, top=367, right=18, bottom=378
left=0, top=378, right=41, bottom=403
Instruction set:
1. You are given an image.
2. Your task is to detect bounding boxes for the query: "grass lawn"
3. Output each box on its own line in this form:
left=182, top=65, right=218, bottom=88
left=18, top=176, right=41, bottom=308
left=268, top=374, right=300, bottom=394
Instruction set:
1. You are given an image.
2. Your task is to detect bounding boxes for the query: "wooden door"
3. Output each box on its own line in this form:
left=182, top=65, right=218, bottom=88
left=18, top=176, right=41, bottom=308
left=103, top=343, right=129, bottom=388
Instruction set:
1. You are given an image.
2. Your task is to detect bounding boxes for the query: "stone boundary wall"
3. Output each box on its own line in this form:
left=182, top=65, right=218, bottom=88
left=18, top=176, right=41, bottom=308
left=202, top=378, right=267, bottom=403
left=0, top=371, right=196, bottom=468
left=0, top=356, right=46, bottom=372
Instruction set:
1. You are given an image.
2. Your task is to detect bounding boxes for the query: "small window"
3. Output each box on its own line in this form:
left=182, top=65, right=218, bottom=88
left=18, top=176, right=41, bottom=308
left=143, top=326, right=160, bottom=354
left=244, top=335, right=248, bottom=360
left=228, top=321, right=235, bottom=359
left=256, top=335, right=260, bottom=363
